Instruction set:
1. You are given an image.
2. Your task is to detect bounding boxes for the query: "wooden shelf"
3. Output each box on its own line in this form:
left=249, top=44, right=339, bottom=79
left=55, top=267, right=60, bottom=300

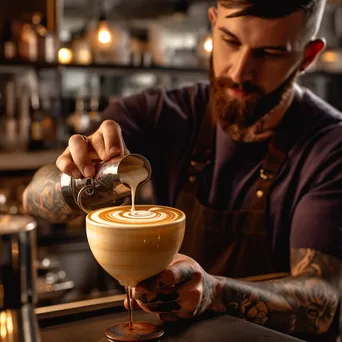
left=0, top=60, right=208, bottom=76
left=0, top=149, right=64, bottom=171
left=1, top=60, right=342, bottom=79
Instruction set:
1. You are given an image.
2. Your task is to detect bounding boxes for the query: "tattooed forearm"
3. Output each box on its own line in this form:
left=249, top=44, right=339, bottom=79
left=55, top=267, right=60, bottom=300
left=22, top=164, right=82, bottom=223
left=209, top=249, right=341, bottom=335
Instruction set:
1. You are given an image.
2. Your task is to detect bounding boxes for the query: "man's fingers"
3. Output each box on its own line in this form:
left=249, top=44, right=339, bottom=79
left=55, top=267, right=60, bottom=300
left=56, top=149, right=81, bottom=178
left=158, top=309, right=196, bottom=321
left=68, top=135, right=95, bottom=178
left=135, top=286, right=180, bottom=304
left=141, top=301, right=182, bottom=313
left=124, top=297, right=139, bottom=310
left=157, top=313, right=180, bottom=322
left=135, top=281, right=201, bottom=307
left=138, top=298, right=198, bottom=318
left=56, top=145, right=99, bottom=178
left=55, top=120, right=128, bottom=179
left=133, top=279, right=202, bottom=319
left=137, top=262, right=202, bottom=292
left=88, top=132, right=109, bottom=161
left=100, top=120, right=128, bottom=156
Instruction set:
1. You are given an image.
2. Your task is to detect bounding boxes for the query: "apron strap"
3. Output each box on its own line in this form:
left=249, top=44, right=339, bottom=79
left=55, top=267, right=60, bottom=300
left=192, top=108, right=215, bottom=163
left=246, top=138, right=287, bottom=232
left=187, top=86, right=303, bottom=217
left=246, top=86, right=304, bottom=232
left=187, top=108, right=216, bottom=186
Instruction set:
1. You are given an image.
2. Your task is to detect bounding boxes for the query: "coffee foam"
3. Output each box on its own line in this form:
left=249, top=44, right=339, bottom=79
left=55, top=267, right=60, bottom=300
left=88, top=205, right=185, bottom=227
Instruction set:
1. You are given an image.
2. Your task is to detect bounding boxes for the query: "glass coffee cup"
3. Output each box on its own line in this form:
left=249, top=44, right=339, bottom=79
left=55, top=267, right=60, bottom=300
left=86, top=205, right=186, bottom=341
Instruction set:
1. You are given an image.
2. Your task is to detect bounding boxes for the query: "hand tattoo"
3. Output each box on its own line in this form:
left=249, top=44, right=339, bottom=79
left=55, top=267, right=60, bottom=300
left=137, top=287, right=180, bottom=304
left=138, top=274, right=164, bottom=292
left=197, top=268, right=219, bottom=315
left=135, top=261, right=210, bottom=319
left=146, top=302, right=182, bottom=313
left=23, top=164, right=81, bottom=223
left=209, top=248, right=342, bottom=336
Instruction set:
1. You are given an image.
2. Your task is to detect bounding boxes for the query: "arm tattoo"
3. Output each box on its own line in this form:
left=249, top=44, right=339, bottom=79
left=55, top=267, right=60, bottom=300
left=23, top=164, right=82, bottom=223
left=209, top=249, right=341, bottom=335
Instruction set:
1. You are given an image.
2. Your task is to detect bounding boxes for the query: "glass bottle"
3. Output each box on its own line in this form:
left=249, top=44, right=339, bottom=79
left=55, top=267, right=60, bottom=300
left=66, top=97, right=90, bottom=135
left=19, top=23, right=37, bottom=62
left=0, top=80, right=19, bottom=152
left=1, top=19, right=16, bottom=60
left=28, top=93, right=45, bottom=151
left=72, top=28, right=92, bottom=65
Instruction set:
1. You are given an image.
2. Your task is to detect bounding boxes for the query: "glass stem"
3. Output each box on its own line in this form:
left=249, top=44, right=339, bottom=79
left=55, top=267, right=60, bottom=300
left=126, top=286, right=134, bottom=330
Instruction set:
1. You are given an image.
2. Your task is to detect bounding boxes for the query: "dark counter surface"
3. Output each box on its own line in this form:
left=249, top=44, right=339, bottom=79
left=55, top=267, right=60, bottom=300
left=39, top=304, right=305, bottom=342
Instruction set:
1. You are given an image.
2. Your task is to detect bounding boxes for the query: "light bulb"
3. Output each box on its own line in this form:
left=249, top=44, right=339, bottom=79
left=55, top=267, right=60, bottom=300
left=98, top=30, right=112, bottom=44
left=6, top=312, right=13, bottom=334
left=322, top=51, right=338, bottom=63
left=204, top=37, right=213, bottom=53
left=97, top=22, right=112, bottom=45
left=0, top=312, right=6, bottom=339
left=77, top=47, right=92, bottom=64
left=58, top=48, right=73, bottom=64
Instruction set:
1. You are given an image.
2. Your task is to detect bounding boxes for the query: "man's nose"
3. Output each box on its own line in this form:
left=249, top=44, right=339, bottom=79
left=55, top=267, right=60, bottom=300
left=230, top=47, right=255, bottom=85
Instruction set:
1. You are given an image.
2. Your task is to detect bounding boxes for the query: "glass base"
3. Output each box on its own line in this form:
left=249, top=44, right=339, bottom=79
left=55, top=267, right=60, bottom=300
left=105, top=322, right=164, bottom=342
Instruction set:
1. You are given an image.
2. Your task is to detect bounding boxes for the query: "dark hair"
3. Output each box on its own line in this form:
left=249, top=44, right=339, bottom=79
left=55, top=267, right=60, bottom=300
left=218, top=0, right=323, bottom=20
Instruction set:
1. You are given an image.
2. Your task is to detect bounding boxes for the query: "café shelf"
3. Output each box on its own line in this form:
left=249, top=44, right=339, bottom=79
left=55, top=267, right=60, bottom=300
left=0, top=60, right=209, bottom=76
left=1, top=59, right=341, bottom=77
left=0, top=149, right=64, bottom=171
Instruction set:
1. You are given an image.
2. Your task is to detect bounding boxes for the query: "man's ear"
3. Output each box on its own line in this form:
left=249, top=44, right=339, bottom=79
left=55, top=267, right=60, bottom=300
left=301, top=38, right=326, bottom=71
left=208, top=7, right=218, bottom=28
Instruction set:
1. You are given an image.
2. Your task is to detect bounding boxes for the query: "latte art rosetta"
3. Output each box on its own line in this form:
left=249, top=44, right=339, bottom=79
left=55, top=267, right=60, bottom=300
left=88, top=206, right=184, bottom=227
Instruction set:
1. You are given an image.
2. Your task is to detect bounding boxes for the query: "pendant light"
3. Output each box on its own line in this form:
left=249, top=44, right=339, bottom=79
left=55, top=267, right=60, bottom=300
left=173, top=0, right=190, bottom=20
left=197, top=22, right=213, bottom=67
left=96, top=0, right=112, bottom=46
left=203, top=36, right=213, bottom=53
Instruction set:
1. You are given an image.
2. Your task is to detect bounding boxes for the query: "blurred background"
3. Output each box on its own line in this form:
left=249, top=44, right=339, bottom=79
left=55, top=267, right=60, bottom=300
left=0, top=0, right=342, bottom=308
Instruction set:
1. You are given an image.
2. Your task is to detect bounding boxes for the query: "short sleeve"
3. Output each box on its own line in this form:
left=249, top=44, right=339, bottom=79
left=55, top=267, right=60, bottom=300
left=88, top=83, right=209, bottom=160
left=290, top=142, right=342, bottom=260
left=88, top=89, right=162, bottom=158
left=85, top=83, right=209, bottom=205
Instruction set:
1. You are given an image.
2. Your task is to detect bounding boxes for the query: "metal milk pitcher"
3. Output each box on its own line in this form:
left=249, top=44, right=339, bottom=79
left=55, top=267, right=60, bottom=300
left=0, top=215, right=41, bottom=342
left=61, top=154, right=152, bottom=213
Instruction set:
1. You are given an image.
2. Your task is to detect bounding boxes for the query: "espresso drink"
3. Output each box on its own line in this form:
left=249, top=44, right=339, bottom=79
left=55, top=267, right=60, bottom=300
left=86, top=205, right=185, bottom=287
left=86, top=161, right=185, bottom=341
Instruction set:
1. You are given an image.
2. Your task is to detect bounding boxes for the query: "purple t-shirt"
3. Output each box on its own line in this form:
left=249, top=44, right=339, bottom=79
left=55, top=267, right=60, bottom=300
left=98, top=82, right=342, bottom=267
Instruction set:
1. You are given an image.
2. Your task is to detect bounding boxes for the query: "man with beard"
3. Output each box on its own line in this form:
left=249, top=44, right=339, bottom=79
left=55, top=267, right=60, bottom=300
left=23, top=0, right=342, bottom=339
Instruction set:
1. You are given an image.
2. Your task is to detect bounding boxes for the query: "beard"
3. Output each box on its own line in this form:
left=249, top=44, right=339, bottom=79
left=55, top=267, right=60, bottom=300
left=209, top=56, right=299, bottom=131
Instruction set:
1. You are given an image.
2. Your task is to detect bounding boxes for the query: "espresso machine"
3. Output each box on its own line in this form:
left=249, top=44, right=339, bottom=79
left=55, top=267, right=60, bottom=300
left=0, top=215, right=41, bottom=342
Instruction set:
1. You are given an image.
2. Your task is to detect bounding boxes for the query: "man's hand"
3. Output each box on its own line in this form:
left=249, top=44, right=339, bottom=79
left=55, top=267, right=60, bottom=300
left=124, top=249, right=342, bottom=336
left=23, top=120, right=129, bottom=223
left=125, top=254, right=218, bottom=322
left=56, top=120, right=129, bottom=179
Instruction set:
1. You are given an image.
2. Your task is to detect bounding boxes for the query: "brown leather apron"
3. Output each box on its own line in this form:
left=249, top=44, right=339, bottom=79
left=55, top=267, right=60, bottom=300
left=174, top=91, right=341, bottom=341
left=176, top=109, right=289, bottom=278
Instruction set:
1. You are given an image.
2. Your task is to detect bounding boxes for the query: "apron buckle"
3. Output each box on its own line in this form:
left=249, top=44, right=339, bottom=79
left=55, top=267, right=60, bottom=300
left=190, top=160, right=211, bottom=171
left=260, top=168, right=275, bottom=181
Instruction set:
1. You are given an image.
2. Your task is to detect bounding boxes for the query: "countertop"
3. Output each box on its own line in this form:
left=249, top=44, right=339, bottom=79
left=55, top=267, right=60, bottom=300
left=39, top=305, right=305, bottom=342
left=37, top=285, right=339, bottom=342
